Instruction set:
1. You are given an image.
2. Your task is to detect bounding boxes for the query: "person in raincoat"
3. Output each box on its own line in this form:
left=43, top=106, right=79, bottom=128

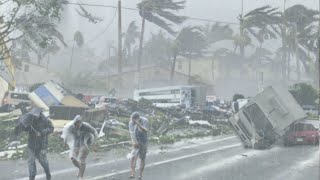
left=128, top=112, right=149, bottom=180
left=14, top=107, right=54, bottom=180
left=61, top=115, right=98, bottom=180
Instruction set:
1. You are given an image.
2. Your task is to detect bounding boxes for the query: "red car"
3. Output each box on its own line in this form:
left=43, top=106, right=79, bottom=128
left=284, top=120, right=320, bottom=146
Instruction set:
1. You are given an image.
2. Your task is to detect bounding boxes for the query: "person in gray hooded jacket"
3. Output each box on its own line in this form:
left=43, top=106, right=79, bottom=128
left=61, top=115, right=98, bottom=180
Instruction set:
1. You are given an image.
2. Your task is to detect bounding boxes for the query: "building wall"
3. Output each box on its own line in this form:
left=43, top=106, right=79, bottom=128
left=15, top=62, right=60, bottom=91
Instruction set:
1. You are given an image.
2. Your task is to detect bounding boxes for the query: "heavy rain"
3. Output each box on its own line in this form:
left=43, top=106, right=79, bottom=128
left=0, top=0, right=319, bottom=180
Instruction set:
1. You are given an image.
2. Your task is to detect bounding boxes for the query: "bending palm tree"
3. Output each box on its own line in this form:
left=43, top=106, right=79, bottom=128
left=123, top=21, right=140, bottom=59
left=137, top=0, right=186, bottom=74
left=169, top=26, right=207, bottom=83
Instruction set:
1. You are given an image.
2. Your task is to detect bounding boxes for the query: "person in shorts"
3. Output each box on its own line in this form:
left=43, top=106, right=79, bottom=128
left=128, top=112, right=149, bottom=180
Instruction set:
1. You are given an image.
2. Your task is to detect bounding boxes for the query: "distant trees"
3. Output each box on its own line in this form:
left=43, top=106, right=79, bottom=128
left=137, top=0, right=186, bottom=72
left=289, top=83, right=317, bottom=106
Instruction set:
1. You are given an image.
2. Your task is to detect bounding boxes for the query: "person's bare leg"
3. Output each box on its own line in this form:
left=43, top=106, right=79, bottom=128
left=78, top=162, right=86, bottom=180
left=130, top=156, right=138, bottom=178
left=139, top=159, right=145, bottom=178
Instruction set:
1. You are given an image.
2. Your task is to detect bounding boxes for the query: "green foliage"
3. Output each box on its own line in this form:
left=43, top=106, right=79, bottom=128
left=174, top=26, right=207, bottom=58
left=74, top=31, right=84, bottom=47
left=289, top=83, right=317, bottom=106
left=159, top=135, right=176, bottom=144
left=137, top=0, right=186, bottom=35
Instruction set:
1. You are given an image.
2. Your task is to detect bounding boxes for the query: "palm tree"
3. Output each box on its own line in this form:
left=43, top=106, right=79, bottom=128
left=169, top=26, right=207, bottom=83
left=286, top=5, right=318, bottom=81
left=143, top=31, right=172, bottom=65
left=123, top=21, right=140, bottom=59
left=277, top=5, right=318, bottom=80
left=137, top=0, right=186, bottom=73
left=238, top=5, right=280, bottom=57
left=203, top=23, right=234, bottom=44
left=69, top=31, right=84, bottom=71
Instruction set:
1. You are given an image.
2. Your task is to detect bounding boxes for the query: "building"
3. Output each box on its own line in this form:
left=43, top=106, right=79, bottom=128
left=15, top=61, right=60, bottom=92
left=175, top=56, right=313, bottom=100
left=93, top=64, right=209, bottom=98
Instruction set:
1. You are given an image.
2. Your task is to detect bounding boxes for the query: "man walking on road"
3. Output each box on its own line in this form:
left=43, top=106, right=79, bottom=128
left=14, top=107, right=54, bottom=180
left=129, top=112, right=149, bottom=180
left=61, top=115, right=98, bottom=180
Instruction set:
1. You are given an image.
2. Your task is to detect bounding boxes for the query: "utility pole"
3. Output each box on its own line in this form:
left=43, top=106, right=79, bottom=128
left=118, top=0, right=122, bottom=74
left=318, top=0, right=320, bottom=122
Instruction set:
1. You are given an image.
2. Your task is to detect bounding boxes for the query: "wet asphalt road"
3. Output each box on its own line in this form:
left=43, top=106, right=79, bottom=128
left=7, top=135, right=320, bottom=180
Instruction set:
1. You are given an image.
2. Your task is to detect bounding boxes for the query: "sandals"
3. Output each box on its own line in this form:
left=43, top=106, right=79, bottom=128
left=138, top=176, right=143, bottom=180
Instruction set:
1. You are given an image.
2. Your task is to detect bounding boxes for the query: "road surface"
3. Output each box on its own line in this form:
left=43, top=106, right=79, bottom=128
left=4, top=135, right=319, bottom=180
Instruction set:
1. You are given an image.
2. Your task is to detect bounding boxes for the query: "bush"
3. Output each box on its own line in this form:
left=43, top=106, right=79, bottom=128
left=159, top=135, right=176, bottom=144
left=289, top=83, right=317, bottom=106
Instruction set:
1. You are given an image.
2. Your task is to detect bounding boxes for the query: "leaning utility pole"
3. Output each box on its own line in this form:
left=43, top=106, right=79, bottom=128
left=118, top=0, right=122, bottom=74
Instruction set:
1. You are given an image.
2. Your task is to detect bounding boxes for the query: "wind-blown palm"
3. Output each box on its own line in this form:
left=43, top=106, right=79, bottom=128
left=170, top=26, right=207, bottom=81
left=203, top=23, right=234, bottom=44
left=137, top=0, right=186, bottom=75
left=238, top=5, right=280, bottom=56
left=123, top=21, right=140, bottom=58
left=276, top=4, right=318, bottom=80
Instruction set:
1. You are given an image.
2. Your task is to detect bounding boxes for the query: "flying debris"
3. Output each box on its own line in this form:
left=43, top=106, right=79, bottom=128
left=76, top=5, right=103, bottom=24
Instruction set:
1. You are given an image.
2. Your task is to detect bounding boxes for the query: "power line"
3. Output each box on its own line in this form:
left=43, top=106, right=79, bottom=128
left=63, top=2, right=239, bottom=26
left=86, top=7, right=118, bottom=45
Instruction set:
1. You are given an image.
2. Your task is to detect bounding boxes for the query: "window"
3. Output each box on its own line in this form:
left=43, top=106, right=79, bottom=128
left=139, top=89, right=180, bottom=96
left=243, top=104, right=273, bottom=136
left=10, top=93, right=29, bottom=100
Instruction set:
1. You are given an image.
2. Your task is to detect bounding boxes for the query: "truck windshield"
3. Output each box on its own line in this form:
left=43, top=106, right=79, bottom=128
left=243, top=104, right=273, bottom=137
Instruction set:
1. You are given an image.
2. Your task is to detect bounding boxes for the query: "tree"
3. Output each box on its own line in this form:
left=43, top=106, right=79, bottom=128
left=137, top=0, right=186, bottom=74
left=289, top=83, right=317, bottom=106
left=203, top=23, right=234, bottom=44
left=143, top=31, right=172, bottom=65
left=123, top=21, right=140, bottom=59
left=203, top=23, right=234, bottom=90
left=169, top=26, right=207, bottom=83
left=69, top=31, right=85, bottom=71
left=238, top=5, right=280, bottom=57
left=276, top=4, right=318, bottom=81
left=74, top=31, right=84, bottom=47
left=0, top=0, right=66, bottom=65
left=285, top=5, right=318, bottom=81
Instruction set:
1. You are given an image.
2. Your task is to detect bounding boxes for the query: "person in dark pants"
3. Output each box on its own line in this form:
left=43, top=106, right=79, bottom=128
left=14, top=107, right=54, bottom=180
left=129, top=112, right=149, bottom=180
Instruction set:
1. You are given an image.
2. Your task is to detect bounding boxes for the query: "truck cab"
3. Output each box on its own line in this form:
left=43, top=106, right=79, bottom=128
left=229, top=86, right=306, bottom=149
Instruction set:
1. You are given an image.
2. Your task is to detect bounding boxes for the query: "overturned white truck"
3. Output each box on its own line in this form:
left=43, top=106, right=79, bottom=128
left=229, top=86, right=306, bottom=149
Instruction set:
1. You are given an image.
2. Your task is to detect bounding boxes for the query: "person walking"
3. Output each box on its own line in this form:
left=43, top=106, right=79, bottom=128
left=128, top=112, right=149, bottom=180
left=61, top=115, right=98, bottom=180
left=14, top=107, right=54, bottom=180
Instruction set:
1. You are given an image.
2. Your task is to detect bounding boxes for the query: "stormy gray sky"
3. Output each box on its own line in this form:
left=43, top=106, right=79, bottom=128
left=58, top=0, right=320, bottom=60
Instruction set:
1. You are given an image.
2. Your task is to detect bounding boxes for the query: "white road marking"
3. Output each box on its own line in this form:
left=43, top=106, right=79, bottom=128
left=88, top=143, right=242, bottom=180
left=15, top=135, right=237, bottom=180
